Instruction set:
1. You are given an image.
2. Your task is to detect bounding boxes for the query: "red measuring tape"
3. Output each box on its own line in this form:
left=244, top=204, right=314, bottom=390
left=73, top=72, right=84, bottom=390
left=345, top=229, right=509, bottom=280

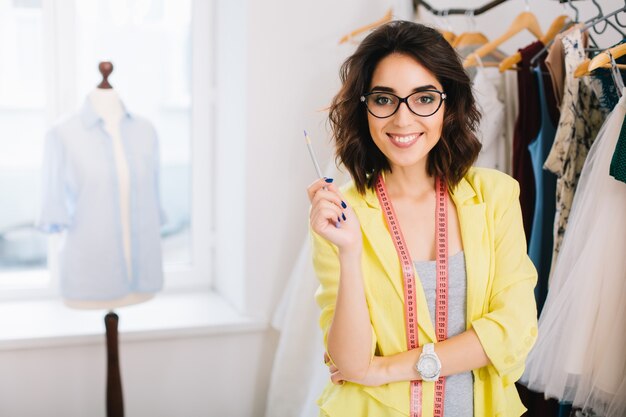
left=375, top=175, right=448, bottom=417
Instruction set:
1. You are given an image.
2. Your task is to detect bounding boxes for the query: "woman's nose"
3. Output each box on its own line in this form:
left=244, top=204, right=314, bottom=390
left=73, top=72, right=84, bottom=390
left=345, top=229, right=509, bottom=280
left=392, top=101, right=415, bottom=126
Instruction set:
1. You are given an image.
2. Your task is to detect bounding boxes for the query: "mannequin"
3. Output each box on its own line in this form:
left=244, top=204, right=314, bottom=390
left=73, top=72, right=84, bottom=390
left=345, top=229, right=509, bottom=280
left=63, top=62, right=155, bottom=310
left=38, top=61, right=164, bottom=417
left=64, top=62, right=164, bottom=417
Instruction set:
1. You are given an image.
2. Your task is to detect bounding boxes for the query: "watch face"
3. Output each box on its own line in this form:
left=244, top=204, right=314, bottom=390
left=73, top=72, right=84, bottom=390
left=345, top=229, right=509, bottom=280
left=419, top=355, right=439, bottom=378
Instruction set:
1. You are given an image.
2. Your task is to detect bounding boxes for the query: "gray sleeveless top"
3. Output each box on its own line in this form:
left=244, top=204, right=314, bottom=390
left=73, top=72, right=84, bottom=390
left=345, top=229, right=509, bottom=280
left=413, top=251, right=474, bottom=417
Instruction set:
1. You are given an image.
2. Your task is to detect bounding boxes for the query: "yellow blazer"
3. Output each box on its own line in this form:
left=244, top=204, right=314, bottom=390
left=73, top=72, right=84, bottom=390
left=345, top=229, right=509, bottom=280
left=312, top=167, right=538, bottom=417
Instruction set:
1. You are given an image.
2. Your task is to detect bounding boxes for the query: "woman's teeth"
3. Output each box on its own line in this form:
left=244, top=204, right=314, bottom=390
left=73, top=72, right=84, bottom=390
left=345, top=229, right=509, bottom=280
left=390, top=133, right=421, bottom=143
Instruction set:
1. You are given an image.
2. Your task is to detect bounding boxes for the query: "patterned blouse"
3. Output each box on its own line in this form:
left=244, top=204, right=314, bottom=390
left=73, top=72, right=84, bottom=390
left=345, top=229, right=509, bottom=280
left=543, top=27, right=605, bottom=279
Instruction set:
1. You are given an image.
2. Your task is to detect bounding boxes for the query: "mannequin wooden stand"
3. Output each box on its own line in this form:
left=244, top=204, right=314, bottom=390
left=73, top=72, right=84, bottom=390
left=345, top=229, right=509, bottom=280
left=105, top=312, right=124, bottom=417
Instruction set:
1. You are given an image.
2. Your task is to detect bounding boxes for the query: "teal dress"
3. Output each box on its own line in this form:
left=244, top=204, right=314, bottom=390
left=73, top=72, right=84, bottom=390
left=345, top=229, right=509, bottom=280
left=528, top=66, right=558, bottom=315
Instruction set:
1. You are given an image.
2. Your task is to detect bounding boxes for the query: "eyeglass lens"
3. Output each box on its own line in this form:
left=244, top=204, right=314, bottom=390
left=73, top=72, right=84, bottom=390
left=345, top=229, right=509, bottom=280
left=364, top=91, right=443, bottom=118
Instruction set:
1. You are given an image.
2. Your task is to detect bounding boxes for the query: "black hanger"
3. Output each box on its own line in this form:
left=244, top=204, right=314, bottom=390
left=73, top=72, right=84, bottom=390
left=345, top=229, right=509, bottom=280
left=584, top=0, right=626, bottom=38
left=413, top=0, right=509, bottom=16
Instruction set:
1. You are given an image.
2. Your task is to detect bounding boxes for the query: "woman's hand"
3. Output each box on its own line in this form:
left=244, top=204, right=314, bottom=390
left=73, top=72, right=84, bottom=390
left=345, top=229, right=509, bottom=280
left=307, top=178, right=362, bottom=252
left=324, top=352, right=388, bottom=387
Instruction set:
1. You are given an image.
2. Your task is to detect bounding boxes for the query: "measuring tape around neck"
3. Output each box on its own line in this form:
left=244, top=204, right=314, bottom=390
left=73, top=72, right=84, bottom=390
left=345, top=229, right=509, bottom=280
left=375, top=175, right=449, bottom=417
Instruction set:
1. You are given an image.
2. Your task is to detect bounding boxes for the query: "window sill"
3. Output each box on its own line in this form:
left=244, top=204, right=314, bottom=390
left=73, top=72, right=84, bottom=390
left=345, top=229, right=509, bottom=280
left=0, top=291, right=267, bottom=351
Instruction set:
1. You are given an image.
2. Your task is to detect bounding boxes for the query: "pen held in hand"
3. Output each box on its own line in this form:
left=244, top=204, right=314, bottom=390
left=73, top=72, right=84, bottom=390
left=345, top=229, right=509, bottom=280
left=304, top=130, right=344, bottom=228
left=304, top=130, right=324, bottom=179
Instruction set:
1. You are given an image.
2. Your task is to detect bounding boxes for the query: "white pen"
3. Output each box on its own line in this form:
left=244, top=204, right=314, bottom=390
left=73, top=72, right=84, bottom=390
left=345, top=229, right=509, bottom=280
left=304, top=130, right=344, bottom=228
left=304, top=130, right=324, bottom=178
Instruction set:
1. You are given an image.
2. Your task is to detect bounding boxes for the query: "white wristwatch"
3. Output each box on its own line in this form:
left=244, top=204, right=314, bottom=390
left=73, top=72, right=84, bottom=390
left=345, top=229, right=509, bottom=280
left=416, top=343, right=442, bottom=382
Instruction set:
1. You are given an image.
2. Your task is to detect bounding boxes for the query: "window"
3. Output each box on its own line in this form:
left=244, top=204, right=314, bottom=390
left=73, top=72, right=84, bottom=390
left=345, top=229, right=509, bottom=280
left=74, top=0, right=194, bottom=267
left=0, top=0, right=213, bottom=296
left=0, top=0, right=47, bottom=289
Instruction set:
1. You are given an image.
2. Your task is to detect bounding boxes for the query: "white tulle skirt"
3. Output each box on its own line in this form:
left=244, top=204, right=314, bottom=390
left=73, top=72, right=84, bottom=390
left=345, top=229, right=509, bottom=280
left=520, top=89, right=626, bottom=417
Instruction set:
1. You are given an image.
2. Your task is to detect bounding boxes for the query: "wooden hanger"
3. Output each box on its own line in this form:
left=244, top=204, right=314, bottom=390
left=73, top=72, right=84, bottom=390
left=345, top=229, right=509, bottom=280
left=451, top=11, right=495, bottom=63
left=451, top=6, right=489, bottom=49
left=453, top=31, right=489, bottom=49
left=463, top=11, right=543, bottom=68
left=339, top=8, right=393, bottom=44
left=498, top=15, right=569, bottom=72
left=574, top=44, right=626, bottom=78
left=588, top=43, right=626, bottom=72
left=452, top=31, right=506, bottom=66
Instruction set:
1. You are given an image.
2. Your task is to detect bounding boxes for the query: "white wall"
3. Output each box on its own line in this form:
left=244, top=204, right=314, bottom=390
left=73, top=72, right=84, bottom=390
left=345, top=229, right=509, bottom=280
left=0, top=329, right=277, bottom=417
left=1, top=0, right=624, bottom=416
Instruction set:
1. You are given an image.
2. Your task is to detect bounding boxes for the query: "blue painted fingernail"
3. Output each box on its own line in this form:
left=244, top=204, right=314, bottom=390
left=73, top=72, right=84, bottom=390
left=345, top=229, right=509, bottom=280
left=337, top=216, right=341, bottom=223
left=342, top=213, right=347, bottom=221
left=335, top=221, right=341, bottom=228
left=341, top=200, right=347, bottom=209
left=325, top=178, right=334, bottom=183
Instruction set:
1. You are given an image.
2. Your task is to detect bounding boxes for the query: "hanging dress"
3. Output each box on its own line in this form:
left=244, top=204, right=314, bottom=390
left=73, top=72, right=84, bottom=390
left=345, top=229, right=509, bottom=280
left=527, top=65, right=558, bottom=315
left=543, top=28, right=605, bottom=277
left=545, top=31, right=565, bottom=109
left=515, top=46, right=561, bottom=417
left=590, top=39, right=626, bottom=186
left=512, top=41, right=544, bottom=240
left=473, top=66, right=506, bottom=172
left=521, top=88, right=626, bottom=417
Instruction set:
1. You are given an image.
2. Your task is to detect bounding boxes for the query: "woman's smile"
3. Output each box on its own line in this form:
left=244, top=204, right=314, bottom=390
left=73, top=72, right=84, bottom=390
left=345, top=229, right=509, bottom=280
left=387, top=132, right=424, bottom=147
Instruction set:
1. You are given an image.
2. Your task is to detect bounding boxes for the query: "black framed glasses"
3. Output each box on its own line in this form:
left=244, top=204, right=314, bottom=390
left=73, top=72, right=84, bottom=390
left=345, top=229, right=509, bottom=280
left=360, top=90, right=447, bottom=119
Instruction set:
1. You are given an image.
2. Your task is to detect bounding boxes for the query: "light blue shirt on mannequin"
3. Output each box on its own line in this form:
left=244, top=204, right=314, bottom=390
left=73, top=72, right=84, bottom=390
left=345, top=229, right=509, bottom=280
left=37, top=99, right=164, bottom=301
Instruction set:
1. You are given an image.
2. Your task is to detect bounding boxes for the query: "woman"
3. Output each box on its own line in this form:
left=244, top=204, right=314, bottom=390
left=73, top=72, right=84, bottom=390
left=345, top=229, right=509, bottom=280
left=307, top=21, right=538, bottom=417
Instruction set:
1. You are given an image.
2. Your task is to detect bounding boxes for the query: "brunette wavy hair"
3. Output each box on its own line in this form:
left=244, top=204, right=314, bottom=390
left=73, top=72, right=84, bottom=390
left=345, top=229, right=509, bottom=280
left=328, top=20, right=482, bottom=194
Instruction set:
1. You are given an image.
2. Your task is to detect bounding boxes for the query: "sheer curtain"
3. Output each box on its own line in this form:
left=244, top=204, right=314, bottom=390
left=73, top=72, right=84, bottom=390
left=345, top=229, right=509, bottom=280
left=265, top=153, right=353, bottom=417
left=264, top=236, right=329, bottom=417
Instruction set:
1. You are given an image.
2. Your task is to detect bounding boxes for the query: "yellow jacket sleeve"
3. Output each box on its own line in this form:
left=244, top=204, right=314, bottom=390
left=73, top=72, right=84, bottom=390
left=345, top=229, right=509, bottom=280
left=471, top=181, right=539, bottom=379
left=311, top=228, right=378, bottom=363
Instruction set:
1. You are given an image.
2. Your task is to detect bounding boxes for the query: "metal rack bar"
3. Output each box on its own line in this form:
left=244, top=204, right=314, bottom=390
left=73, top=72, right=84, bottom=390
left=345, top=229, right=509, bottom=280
left=413, top=0, right=509, bottom=16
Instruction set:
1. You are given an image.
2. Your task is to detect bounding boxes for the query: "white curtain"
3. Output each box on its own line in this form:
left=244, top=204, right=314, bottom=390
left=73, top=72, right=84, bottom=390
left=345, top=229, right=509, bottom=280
left=265, top=157, right=350, bottom=417
left=264, top=237, right=329, bottom=417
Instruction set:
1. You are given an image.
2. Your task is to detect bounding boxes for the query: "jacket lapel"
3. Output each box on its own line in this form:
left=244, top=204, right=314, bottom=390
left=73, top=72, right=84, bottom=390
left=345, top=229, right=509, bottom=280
left=450, top=178, right=490, bottom=326
left=355, top=187, right=437, bottom=341
left=353, top=198, right=404, bottom=302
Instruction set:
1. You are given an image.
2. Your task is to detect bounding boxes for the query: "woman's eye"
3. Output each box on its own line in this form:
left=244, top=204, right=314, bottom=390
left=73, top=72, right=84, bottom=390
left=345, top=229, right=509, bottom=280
left=374, top=95, right=395, bottom=106
left=416, top=95, right=435, bottom=104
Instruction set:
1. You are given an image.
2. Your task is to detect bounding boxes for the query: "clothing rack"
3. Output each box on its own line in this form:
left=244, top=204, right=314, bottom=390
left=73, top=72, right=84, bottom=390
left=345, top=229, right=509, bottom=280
left=412, top=0, right=509, bottom=16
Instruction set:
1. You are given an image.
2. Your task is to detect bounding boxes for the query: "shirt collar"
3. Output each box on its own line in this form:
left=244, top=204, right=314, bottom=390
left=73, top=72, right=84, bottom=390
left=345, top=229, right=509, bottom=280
left=79, top=95, right=132, bottom=129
